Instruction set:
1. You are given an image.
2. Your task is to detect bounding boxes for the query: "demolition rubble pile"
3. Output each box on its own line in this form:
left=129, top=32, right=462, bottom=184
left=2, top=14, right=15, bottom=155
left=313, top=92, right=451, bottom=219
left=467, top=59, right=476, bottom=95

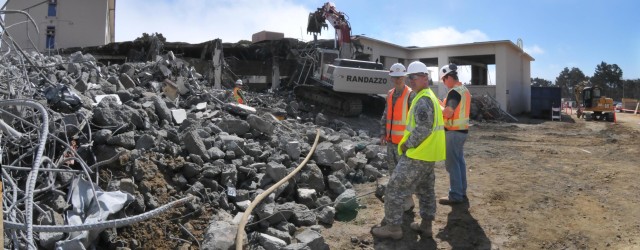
left=470, top=95, right=518, bottom=122
left=1, top=51, right=387, bottom=249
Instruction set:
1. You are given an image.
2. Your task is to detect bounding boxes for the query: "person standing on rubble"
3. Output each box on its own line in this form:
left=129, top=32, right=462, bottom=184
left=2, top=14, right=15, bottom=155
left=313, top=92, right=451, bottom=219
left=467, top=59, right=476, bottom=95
left=378, top=63, right=416, bottom=212
left=371, top=61, right=446, bottom=240
left=233, top=79, right=246, bottom=104
left=438, top=64, right=472, bottom=205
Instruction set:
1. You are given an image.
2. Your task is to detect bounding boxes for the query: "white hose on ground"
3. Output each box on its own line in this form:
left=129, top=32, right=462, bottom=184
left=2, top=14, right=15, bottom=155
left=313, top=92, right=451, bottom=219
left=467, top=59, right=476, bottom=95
left=235, top=129, right=320, bottom=250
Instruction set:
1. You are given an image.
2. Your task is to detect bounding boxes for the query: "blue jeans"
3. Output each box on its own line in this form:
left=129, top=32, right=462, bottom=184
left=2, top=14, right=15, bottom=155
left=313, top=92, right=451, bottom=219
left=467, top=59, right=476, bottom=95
left=445, top=131, right=468, bottom=201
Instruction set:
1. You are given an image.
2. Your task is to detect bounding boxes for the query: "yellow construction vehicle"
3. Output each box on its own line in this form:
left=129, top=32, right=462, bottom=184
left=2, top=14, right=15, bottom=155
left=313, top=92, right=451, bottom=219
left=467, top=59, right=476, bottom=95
left=575, top=82, right=615, bottom=121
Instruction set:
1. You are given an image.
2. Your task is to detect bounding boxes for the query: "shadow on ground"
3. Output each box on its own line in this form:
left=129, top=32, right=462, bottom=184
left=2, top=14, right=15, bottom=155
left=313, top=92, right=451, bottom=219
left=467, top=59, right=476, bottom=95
left=436, top=202, right=491, bottom=249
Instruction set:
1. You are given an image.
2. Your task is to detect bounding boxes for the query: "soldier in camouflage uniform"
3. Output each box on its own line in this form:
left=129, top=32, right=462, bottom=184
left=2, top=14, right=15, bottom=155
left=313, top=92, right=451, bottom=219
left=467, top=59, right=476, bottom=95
left=378, top=63, right=416, bottom=212
left=371, top=61, right=446, bottom=240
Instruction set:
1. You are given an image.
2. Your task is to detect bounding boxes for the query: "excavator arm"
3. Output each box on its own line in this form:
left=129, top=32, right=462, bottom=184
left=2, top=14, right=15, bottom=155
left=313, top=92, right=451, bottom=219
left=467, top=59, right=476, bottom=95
left=306, top=2, right=353, bottom=58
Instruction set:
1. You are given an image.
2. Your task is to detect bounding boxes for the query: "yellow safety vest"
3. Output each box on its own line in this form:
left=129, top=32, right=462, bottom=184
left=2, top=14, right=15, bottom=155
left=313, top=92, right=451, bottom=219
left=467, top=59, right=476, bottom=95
left=398, top=88, right=446, bottom=162
left=443, top=85, right=471, bottom=130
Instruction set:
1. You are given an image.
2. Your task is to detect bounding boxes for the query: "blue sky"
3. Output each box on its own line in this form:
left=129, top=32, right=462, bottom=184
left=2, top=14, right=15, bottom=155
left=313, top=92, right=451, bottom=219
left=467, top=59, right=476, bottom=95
left=7, top=0, right=634, bottom=82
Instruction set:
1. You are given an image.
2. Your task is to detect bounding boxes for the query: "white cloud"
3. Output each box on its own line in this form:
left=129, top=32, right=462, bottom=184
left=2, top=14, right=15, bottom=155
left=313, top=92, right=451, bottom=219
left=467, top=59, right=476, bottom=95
left=116, top=0, right=334, bottom=43
left=406, top=27, right=488, bottom=47
left=524, top=45, right=544, bottom=55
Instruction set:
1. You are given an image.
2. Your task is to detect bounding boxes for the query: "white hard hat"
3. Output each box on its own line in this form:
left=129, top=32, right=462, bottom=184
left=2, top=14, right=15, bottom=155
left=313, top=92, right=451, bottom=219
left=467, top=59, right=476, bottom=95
left=440, top=64, right=458, bottom=78
left=235, top=79, right=243, bottom=85
left=389, top=63, right=406, bottom=77
left=406, top=61, right=429, bottom=75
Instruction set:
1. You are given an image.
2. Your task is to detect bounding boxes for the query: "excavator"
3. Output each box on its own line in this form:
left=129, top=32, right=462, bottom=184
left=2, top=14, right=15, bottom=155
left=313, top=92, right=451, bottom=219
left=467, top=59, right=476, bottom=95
left=574, top=81, right=615, bottom=121
left=293, top=2, right=393, bottom=116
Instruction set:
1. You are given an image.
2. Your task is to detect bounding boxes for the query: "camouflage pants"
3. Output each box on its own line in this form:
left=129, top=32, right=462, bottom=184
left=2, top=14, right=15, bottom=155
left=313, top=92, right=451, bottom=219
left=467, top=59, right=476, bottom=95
left=386, top=143, right=401, bottom=173
left=384, top=155, right=436, bottom=225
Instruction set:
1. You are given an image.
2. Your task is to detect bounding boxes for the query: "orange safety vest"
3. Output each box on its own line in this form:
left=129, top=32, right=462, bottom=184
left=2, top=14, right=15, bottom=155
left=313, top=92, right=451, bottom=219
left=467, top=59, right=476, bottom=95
left=443, top=85, right=471, bottom=130
left=385, top=86, right=412, bottom=144
left=233, top=87, right=244, bottom=104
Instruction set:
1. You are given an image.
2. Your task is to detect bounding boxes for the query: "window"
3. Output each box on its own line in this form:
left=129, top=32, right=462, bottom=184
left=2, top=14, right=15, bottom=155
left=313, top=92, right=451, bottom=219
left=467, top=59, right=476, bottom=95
left=48, top=0, right=57, bottom=16
left=46, top=26, right=55, bottom=49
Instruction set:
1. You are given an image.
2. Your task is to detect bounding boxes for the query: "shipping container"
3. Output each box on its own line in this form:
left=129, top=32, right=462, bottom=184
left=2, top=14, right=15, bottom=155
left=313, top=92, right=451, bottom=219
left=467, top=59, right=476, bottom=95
left=530, top=87, right=561, bottom=119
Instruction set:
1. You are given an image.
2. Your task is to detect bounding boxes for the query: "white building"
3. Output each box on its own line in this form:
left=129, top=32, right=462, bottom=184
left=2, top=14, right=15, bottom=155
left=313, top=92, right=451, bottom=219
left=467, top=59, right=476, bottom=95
left=2, top=0, right=115, bottom=51
left=352, top=36, right=534, bottom=114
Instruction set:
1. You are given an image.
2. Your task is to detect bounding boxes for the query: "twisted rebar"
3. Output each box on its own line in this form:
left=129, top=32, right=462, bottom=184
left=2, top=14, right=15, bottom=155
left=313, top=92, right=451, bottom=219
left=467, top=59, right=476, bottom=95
left=0, top=100, right=49, bottom=249
left=4, top=196, right=195, bottom=232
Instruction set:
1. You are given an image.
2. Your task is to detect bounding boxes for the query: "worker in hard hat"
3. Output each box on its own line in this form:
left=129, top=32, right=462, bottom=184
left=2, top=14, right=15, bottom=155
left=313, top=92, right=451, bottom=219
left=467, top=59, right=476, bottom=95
left=371, top=61, right=445, bottom=240
left=378, top=63, right=416, bottom=212
left=232, top=79, right=246, bottom=104
left=438, top=64, right=472, bottom=205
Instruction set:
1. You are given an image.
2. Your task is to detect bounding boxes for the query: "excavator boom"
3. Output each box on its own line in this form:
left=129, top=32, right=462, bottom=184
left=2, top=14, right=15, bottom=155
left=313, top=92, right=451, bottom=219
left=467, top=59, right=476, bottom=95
left=296, top=2, right=388, bottom=116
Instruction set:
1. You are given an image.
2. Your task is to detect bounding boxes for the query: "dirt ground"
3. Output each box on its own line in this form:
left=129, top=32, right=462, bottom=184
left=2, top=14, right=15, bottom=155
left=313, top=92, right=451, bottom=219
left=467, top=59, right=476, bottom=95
left=321, top=112, right=640, bottom=250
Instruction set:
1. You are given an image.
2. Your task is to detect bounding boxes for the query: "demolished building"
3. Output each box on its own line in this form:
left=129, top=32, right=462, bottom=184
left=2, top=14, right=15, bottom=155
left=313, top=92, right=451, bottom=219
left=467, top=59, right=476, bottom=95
left=0, top=30, right=395, bottom=249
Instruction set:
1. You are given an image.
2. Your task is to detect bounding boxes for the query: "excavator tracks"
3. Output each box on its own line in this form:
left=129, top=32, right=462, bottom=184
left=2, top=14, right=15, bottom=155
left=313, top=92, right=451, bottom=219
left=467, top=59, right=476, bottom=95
left=294, top=85, right=363, bottom=116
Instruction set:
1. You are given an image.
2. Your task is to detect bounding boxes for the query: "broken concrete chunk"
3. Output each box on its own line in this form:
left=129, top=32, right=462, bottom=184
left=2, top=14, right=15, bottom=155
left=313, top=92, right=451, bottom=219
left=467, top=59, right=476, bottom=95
left=313, top=142, right=341, bottom=166
left=107, top=131, right=136, bottom=149
left=296, top=188, right=317, bottom=208
left=257, top=232, right=287, bottom=250
left=171, top=109, right=187, bottom=124
left=119, top=178, right=138, bottom=195
left=120, top=63, right=136, bottom=78
left=315, top=113, right=328, bottom=126
left=218, top=119, right=250, bottom=136
left=182, top=130, right=210, bottom=161
left=363, top=144, right=382, bottom=159
left=316, top=206, right=336, bottom=225
left=336, top=141, right=356, bottom=159
left=235, top=200, right=251, bottom=211
left=40, top=232, right=64, bottom=249
left=158, top=64, right=172, bottom=77
left=135, top=134, right=156, bottom=150
left=295, top=163, right=324, bottom=193
left=327, top=175, right=346, bottom=195
left=153, top=95, right=172, bottom=124
left=175, top=76, right=190, bottom=95
left=292, top=204, right=316, bottom=226
left=265, top=228, right=292, bottom=244
left=208, top=147, right=226, bottom=160
left=363, top=164, right=382, bottom=180
left=94, top=94, right=122, bottom=106
left=202, top=221, right=239, bottom=250
left=266, top=162, right=287, bottom=181
left=195, top=102, right=207, bottom=110
left=119, top=73, right=136, bottom=89
left=247, top=114, right=274, bottom=135
left=294, top=228, right=328, bottom=250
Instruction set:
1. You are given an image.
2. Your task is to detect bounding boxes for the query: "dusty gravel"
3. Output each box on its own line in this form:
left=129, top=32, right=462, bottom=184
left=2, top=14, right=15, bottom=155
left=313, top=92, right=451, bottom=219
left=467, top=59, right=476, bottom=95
left=321, top=112, right=640, bottom=250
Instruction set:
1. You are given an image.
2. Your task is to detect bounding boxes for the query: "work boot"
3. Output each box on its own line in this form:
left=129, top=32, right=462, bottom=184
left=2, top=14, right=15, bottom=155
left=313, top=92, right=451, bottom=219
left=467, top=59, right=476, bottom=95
left=403, top=196, right=415, bottom=212
left=371, top=224, right=403, bottom=240
left=410, top=219, right=433, bottom=238
left=438, top=196, right=463, bottom=205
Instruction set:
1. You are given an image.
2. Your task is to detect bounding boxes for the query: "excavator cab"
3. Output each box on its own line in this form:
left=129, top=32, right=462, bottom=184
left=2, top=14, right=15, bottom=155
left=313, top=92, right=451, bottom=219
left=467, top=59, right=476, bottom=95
left=582, top=86, right=601, bottom=108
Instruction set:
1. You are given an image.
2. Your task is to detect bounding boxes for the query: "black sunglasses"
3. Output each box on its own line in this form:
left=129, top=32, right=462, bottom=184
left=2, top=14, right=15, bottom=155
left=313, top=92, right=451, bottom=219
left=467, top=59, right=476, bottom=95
left=408, top=73, right=427, bottom=80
